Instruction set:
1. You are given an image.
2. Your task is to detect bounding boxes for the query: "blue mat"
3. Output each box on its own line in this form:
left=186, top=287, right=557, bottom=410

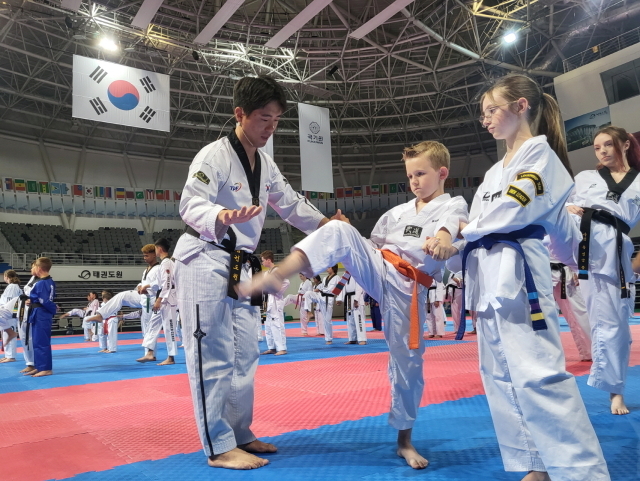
left=63, top=365, right=640, bottom=480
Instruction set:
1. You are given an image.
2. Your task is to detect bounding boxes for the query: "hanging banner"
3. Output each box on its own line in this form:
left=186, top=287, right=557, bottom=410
left=72, top=55, right=170, bottom=132
left=298, top=103, right=333, bottom=193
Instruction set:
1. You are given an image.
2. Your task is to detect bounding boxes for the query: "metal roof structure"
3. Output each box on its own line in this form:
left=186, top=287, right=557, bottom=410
left=0, top=0, right=639, bottom=181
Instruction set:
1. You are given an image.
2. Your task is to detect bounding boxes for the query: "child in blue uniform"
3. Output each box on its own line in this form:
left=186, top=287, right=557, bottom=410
left=27, top=257, right=57, bottom=377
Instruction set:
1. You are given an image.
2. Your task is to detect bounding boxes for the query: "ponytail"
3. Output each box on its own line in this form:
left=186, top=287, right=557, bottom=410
left=482, top=74, right=574, bottom=178
left=539, top=93, right=573, bottom=178
left=628, top=134, right=640, bottom=172
left=3, top=269, right=20, bottom=285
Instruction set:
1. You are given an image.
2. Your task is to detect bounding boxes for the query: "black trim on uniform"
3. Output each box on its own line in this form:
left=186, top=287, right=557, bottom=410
left=598, top=166, right=639, bottom=204
left=550, top=263, right=567, bottom=299
left=193, top=304, right=214, bottom=455
left=227, top=129, right=262, bottom=206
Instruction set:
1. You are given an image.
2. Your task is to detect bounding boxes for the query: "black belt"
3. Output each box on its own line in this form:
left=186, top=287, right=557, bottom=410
left=343, top=291, right=355, bottom=321
left=185, top=225, right=262, bottom=306
left=320, top=292, right=335, bottom=308
left=578, top=208, right=631, bottom=298
left=445, top=285, right=459, bottom=301
left=426, top=286, right=437, bottom=313
left=550, top=262, right=567, bottom=299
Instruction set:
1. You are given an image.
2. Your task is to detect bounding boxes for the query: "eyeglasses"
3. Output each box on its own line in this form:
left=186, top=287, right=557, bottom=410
left=478, top=101, right=517, bottom=126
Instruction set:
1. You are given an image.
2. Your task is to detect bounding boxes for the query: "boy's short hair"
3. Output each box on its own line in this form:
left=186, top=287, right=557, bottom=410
left=330, top=264, right=339, bottom=274
left=35, top=257, right=52, bottom=272
left=261, top=250, right=275, bottom=262
left=402, top=141, right=450, bottom=170
left=233, top=76, right=287, bottom=116
left=154, top=238, right=171, bottom=252
left=102, top=290, right=114, bottom=301
left=141, top=244, right=156, bottom=254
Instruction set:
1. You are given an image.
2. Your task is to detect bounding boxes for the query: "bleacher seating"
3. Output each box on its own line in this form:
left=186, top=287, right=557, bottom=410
left=153, top=228, right=184, bottom=249
left=0, top=223, right=142, bottom=256
left=258, top=227, right=283, bottom=254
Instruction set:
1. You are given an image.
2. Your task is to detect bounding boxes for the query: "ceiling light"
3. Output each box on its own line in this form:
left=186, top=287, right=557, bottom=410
left=503, top=32, right=517, bottom=44
left=72, top=33, right=87, bottom=40
left=99, top=37, right=118, bottom=51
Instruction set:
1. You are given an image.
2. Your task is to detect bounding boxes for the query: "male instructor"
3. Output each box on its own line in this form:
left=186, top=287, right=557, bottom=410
left=173, top=76, right=338, bottom=470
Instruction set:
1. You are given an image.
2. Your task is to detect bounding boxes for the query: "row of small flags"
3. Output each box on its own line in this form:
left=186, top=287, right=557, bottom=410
left=2, top=178, right=181, bottom=201
left=300, top=177, right=482, bottom=200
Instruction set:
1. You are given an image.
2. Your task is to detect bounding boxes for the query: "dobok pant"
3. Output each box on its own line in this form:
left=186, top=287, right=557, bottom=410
left=294, top=221, right=427, bottom=430
left=142, top=303, right=178, bottom=357
left=345, top=298, right=366, bottom=343
left=551, top=267, right=592, bottom=361
left=175, top=244, right=260, bottom=456
left=580, top=273, right=633, bottom=395
left=425, top=302, right=445, bottom=336
left=476, top=292, right=609, bottom=480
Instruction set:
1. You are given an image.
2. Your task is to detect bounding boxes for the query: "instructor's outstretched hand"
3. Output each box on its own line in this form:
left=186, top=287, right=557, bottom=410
left=218, top=205, right=263, bottom=225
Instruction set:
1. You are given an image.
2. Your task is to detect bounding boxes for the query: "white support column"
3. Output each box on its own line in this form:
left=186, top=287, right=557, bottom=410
left=60, top=212, right=70, bottom=229
left=38, top=140, right=56, bottom=182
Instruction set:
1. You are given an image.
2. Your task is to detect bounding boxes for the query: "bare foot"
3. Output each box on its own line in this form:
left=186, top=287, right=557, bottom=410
left=4, top=329, right=18, bottom=344
left=344, top=341, right=357, bottom=345
left=325, top=341, right=332, bottom=345
left=25, top=369, right=39, bottom=376
left=301, top=333, right=308, bottom=336
left=358, top=341, right=367, bottom=345
left=274, top=351, right=287, bottom=356
left=316, top=333, right=324, bottom=337
left=611, top=393, right=630, bottom=415
left=261, top=349, right=276, bottom=355
left=521, top=471, right=551, bottom=481
left=136, top=354, right=157, bottom=363
left=396, top=428, right=428, bottom=470
left=207, top=447, right=269, bottom=470
left=239, top=439, right=277, bottom=454
left=20, top=366, right=36, bottom=374
left=435, top=335, right=442, bottom=339
left=427, top=335, right=435, bottom=338
left=158, top=358, right=175, bottom=365
left=32, top=370, right=52, bottom=377
left=0, top=358, right=16, bottom=363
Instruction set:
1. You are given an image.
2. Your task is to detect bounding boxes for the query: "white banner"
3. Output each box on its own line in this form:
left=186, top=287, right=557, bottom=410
left=72, top=55, right=170, bottom=132
left=298, top=103, right=333, bottom=193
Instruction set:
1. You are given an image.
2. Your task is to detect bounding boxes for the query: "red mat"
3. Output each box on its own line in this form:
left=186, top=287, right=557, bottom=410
left=1, top=327, right=638, bottom=481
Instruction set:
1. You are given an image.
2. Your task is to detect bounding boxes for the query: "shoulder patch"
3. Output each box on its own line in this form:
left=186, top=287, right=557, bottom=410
left=193, top=171, right=210, bottom=185
left=506, top=185, right=531, bottom=207
left=516, top=171, right=544, bottom=195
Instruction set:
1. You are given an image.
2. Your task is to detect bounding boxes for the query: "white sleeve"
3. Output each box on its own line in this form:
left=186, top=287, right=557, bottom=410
left=435, top=282, right=445, bottom=302
left=267, top=160, right=325, bottom=234
left=435, top=197, right=469, bottom=240
left=122, top=310, right=141, bottom=320
left=158, top=260, right=173, bottom=300
left=179, top=145, right=230, bottom=243
left=463, top=143, right=566, bottom=241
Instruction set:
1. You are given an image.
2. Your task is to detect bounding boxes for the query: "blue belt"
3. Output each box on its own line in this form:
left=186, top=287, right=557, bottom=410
left=455, top=225, right=547, bottom=340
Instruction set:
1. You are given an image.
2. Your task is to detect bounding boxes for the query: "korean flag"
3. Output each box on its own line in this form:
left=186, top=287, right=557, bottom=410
left=72, top=55, right=170, bottom=132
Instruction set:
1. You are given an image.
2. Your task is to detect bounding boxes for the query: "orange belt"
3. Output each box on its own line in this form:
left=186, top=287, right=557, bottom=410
left=380, top=249, right=434, bottom=350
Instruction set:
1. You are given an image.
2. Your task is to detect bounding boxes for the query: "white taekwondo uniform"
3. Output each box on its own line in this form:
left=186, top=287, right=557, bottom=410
left=337, top=275, right=367, bottom=343
left=424, top=279, right=446, bottom=337
left=173, top=131, right=324, bottom=457
left=445, top=253, right=468, bottom=334
left=107, top=310, right=141, bottom=352
left=264, top=267, right=290, bottom=352
left=284, top=278, right=312, bottom=334
left=17, top=275, right=36, bottom=366
left=310, top=273, right=339, bottom=342
left=303, top=280, right=324, bottom=335
left=139, top=262, right=161, bottom=344
left=293, top=193, right=467, bottom=430
left=96, top=301, right=108, bottom=351
left=569, top=167, right=640, bottom=394
left=142, top=256, right=179, bottom=357
left=460, top=136, right=609, bottom=480
left=1, top=283, right=21, bottom=359
left=82, top=298, right=100, bottom=341
left=547, top=247, right=592, bottom=361
left=97, top=290, right=142, bottom=321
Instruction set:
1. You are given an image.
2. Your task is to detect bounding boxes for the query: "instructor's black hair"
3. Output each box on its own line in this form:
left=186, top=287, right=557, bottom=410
left=154, top=238, right=171, bottom=253
left=233, top=76, right=287, bottom=116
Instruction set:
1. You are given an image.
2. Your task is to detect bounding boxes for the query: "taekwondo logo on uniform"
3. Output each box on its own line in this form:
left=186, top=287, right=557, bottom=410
left=72, top=55, right=170, bottom=132
left=632, top=196, right=640, bottom=207
left=403, top=225, right=423, bottom=238
left=606, top=191, right=621, bottom=204
left=265, top=183, right=271, bottom=192
left=482, top=191, right=502, bottom=202
left=230, top=182, right=242, bottom=192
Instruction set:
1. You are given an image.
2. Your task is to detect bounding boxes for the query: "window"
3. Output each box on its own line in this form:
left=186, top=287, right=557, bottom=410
left=601, top=59, right=640, bottom=104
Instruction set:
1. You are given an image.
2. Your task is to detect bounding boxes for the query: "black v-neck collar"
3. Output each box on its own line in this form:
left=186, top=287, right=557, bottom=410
left=228, top=129, right=262, bottom=206
left=598, top=166, right=639, bottom=204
